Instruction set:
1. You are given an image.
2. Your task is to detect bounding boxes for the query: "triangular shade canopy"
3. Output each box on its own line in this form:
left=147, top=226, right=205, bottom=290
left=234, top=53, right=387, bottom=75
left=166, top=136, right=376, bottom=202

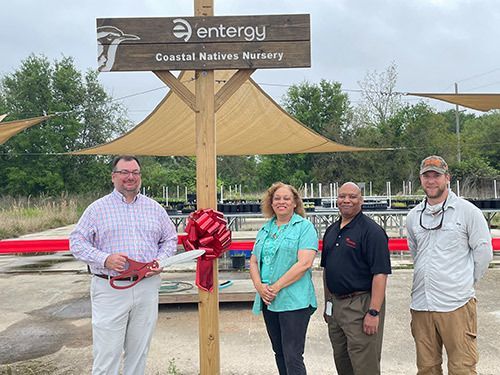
left=0, top=115, right=51, bottom=145
left=73, top=71, right=373, bottom=156
left=408, top=93, right=500, bottom=112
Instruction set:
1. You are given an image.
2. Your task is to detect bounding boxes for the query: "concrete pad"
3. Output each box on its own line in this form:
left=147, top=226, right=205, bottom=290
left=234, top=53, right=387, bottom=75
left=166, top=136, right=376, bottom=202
left=1, top=268, right=499, bottom=374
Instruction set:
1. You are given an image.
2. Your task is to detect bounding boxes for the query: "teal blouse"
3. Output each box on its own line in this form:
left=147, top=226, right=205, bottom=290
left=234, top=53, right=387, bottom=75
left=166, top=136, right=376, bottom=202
left=251, top=213, right=318, bottom=314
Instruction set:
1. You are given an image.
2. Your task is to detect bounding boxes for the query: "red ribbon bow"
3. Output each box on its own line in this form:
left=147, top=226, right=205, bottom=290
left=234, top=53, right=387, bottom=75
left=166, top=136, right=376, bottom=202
left=182, top=208, right=232, bottom=292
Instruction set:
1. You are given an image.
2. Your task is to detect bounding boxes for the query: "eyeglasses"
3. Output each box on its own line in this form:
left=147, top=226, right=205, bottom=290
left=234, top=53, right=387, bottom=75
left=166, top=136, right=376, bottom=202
left=419, top=198, right=447, bottom=230
left=113, top=170, right=141, bottom=177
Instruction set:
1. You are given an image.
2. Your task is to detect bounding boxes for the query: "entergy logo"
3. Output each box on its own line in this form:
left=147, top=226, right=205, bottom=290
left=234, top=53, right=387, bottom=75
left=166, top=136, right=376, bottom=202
left=172, top=18, right=192, bottom=42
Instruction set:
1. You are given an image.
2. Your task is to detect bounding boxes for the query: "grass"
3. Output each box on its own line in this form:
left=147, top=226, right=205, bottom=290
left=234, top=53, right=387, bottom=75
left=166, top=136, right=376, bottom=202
left=0, top=194, right=97, bottom=240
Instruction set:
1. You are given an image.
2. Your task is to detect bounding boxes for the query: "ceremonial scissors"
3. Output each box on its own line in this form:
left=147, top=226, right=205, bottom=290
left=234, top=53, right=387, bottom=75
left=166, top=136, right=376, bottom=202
left=110, top=249, right=205, bottom=290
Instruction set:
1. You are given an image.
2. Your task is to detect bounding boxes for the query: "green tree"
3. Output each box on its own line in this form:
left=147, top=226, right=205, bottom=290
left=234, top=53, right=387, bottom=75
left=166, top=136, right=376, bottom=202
left=0, top=54, right=131, bottom=195
left=282, top=79, right=351, bottom=140
left=217, top=156, right=259, bottom=192
left=256, top=79, right=352, bottom=191
left=461, top=112, right=500, bottom=172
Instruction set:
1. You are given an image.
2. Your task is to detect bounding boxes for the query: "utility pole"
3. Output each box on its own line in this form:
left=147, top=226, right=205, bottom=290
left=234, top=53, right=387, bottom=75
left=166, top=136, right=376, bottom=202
left=455, top=82, right=461, bottom=163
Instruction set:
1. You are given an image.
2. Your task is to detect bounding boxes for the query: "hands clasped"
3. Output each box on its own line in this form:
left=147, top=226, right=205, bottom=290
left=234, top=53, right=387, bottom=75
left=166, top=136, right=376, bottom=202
left=257, top=283, right=278, bottom=305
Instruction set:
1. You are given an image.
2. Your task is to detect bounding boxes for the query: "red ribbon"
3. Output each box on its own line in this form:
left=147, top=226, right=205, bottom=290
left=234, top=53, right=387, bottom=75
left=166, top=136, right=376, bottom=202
left=182, top=208, right=232, bottom=292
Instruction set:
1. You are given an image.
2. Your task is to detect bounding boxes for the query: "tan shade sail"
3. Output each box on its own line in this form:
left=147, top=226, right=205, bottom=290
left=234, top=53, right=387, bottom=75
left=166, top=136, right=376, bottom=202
left=74, top=71, right=374, bottom=156
left=408, top=93, right=500, bottom=112
left=0, top=115, right=51, bottom=145
left=0, top=114, right=7, bottom=122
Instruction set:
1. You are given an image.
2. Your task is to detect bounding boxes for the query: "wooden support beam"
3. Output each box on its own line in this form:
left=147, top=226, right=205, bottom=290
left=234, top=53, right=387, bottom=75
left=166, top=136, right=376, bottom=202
left=155, top=70, right=198, bottom=112
left=215, top=69, right=256, bottom=112
left=195, top=69, right=219, bottom=375
left=194, top=1, right=219, bottom=374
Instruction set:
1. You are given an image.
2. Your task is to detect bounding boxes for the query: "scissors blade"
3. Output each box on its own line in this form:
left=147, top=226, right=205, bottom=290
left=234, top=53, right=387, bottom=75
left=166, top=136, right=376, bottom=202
left=158, top=249, right=205, bottom=268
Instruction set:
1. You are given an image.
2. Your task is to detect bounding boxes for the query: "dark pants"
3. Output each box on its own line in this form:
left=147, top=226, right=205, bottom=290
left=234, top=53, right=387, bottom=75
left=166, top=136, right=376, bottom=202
left=262, top=303, right=312, bottom=375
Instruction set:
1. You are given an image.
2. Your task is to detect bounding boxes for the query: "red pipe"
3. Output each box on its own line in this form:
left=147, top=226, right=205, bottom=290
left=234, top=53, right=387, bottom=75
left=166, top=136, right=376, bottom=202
left=0, top=237, right=499, bottom=254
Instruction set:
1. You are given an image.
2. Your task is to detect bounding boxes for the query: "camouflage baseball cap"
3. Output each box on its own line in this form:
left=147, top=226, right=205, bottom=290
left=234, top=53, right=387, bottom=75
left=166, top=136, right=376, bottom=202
left=420, top=155, right=449, bottom=175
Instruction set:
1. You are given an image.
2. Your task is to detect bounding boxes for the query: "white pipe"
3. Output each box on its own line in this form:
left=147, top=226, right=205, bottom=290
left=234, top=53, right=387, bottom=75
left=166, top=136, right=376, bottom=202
left=318, top=183, right=322, bottom=198
left=334, top=183, right=338, bottom=208
left=329, top=183, right=333, bottom=209
left=456, top=180, right=460, bottom=197
left=494, top=180, right=498, bottom=199
left=220, top=185, right=224, bottom=203
left=310, top=183, right=314, bottom=198
left=387, top=181, right=392, bottom=208
left=304, top=183, right=308, bottom=198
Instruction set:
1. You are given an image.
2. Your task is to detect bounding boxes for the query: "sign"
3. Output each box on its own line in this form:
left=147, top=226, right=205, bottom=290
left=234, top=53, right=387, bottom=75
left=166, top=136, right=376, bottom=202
left=97, top=14, right=310, bottom=71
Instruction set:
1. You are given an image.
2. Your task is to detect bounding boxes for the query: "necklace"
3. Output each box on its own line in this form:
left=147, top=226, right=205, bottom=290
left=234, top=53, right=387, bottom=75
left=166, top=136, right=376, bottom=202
left=263, top=223, right=288, bottom=266
left=272, top=223, right=288, bottom=239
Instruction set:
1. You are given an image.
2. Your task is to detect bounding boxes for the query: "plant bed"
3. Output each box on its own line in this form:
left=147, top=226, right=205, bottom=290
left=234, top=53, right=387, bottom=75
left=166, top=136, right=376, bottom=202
left=362, top=202, right=388, bottom=210
left=181, top=205, right=196, bottom=213
left=391, top=202, right=408, bottom=209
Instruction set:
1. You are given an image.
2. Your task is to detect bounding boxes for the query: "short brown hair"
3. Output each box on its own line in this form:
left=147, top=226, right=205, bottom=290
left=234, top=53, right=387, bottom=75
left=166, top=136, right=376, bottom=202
left=112, top=155, right=141, bottom=170
left=260, top=182, right=306, bottom=218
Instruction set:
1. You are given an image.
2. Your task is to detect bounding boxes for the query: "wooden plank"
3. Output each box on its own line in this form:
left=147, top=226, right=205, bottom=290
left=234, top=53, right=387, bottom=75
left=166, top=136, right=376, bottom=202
left=159, top=292, right=254, bottom=304
left=215, top=69, right=255, bottom=112
left=99, top=41, right=311, bottom=71
left=159, top=279, right=255, bottom=304
left=155, top=70, right=198, bottom=112
left=97, top=14, right=310, bottom=44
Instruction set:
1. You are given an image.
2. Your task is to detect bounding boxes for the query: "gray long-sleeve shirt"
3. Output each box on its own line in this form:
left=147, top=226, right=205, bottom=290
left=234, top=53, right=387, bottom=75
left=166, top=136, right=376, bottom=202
left=406, top=190, right=493, bottom=312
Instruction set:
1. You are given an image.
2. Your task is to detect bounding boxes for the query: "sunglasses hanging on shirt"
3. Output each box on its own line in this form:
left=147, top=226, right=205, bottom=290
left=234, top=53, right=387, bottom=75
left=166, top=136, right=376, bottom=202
left=419, top=197, right=447, bottom=230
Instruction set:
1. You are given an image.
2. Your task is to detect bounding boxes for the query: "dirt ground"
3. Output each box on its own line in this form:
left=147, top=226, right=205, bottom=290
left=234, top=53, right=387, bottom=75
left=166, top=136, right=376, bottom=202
left=0, top=264, right=499, bottom=375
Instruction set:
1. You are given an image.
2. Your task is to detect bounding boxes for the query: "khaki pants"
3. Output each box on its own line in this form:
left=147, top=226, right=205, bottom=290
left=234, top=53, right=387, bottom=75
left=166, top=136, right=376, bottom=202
left=410, top=298, right=478, bottom=375
left=327, top=293, right=385, bottom=375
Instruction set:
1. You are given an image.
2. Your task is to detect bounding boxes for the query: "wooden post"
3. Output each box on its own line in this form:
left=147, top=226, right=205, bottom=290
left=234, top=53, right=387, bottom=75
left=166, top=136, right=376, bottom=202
left=194, top=1, right=219, bottom=374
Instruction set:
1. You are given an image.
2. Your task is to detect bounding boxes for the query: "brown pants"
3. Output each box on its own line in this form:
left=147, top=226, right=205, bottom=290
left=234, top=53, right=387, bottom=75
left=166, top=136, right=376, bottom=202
left=410, top=298, right=478, bottom=375
left=327, top=293, right=385, bottom=375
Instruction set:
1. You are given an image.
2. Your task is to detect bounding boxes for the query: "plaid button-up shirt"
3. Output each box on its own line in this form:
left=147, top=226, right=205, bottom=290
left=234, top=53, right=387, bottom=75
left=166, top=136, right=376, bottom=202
left=70, top=189, right=177, bottom=276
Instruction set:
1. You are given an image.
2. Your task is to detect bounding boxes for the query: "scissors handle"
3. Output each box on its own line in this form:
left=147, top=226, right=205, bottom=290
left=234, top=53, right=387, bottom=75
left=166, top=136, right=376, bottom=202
left=110, top=257, right=159, bottom=290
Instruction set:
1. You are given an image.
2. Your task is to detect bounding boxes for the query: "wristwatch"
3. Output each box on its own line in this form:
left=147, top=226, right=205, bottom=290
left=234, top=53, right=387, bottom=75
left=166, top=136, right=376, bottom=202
left=367, top=309, right=379, bottom=317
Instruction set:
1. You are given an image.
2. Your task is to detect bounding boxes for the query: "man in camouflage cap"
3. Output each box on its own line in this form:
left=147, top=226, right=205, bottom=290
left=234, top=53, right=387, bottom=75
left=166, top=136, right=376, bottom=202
left=406, top=155, right=493, bottom=374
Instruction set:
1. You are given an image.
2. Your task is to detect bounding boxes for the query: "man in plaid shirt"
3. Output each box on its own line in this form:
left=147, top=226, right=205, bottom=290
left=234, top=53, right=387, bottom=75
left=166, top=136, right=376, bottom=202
left=70, top=155, right=177, bottom=375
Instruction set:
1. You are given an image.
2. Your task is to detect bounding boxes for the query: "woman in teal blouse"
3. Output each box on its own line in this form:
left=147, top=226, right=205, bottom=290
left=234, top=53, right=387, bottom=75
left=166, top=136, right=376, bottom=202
left=250, top=182, right=318, bottom=375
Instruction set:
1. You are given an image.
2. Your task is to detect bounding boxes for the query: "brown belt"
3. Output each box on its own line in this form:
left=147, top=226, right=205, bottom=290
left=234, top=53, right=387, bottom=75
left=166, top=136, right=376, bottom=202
left=93, top=274, right=139, bottom=282
left=334, top=291, right=369, bottom=300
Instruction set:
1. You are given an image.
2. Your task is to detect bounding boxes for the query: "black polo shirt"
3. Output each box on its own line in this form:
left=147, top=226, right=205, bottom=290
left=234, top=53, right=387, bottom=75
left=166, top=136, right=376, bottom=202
left=320, top=211, right=391, bottom=295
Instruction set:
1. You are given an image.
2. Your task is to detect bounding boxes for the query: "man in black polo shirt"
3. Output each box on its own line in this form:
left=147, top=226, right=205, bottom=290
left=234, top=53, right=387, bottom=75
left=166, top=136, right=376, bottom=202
left=321, top=182, right=391, bottom=375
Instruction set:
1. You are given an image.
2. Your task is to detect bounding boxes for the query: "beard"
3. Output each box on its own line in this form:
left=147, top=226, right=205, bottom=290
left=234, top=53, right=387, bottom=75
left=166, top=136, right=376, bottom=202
left=423, top=185, right=447, bottom=199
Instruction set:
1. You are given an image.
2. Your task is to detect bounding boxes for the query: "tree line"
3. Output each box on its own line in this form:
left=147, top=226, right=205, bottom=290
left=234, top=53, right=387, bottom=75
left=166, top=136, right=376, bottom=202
left=0, top=56, right=498, bottom=198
